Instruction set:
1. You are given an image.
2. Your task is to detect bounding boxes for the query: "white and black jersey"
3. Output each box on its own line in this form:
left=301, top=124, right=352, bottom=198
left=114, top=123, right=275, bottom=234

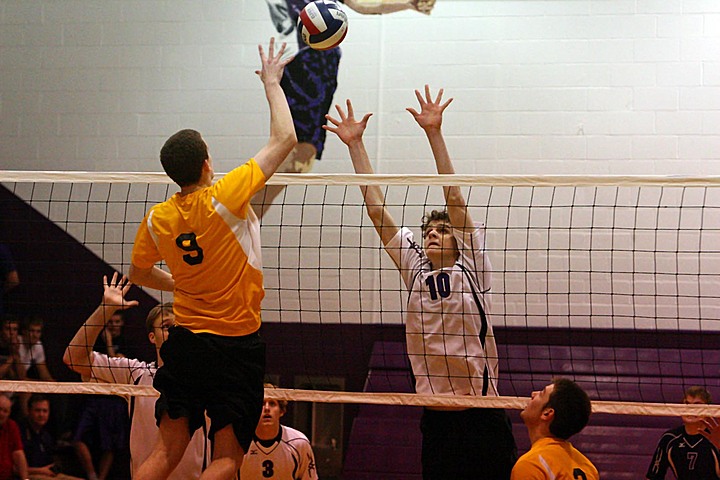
left=240, top=425, right=318, bottom=480
left=386, top=225, right=499, bottom=397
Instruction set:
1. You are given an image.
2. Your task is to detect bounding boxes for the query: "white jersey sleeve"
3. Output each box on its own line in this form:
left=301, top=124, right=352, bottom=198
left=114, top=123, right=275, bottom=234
left=87, top=352, right=147, bottom=385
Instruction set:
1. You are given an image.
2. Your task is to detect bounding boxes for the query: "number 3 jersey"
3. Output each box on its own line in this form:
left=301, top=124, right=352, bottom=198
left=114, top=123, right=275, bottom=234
left=386, top=225, right=499, bottom=397
left=131, top=159, right=266, bottom=337
left=240, top=425, right=318, bottom=480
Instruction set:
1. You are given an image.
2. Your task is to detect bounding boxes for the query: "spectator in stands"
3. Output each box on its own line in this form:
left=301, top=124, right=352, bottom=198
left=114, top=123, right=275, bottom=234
left=18, top=317, right=54, bottom=382
left=647, top=386, right=720, bottom=480
left=19, top=393, right=82, bottom=480
left=325, top=88, right=517, bottom=479
left=69, top=304, right=130, bottom=480
left=63, top=273, right=209, bottom=479
left=0, top=393, right=28, bottom=480
left=239, top=384, right=317, bottom=480
left=0, top=244, right=19, bottom=317
left=0, top=316, right=25, bottom=382
left=511, top=378, right=598, bottom=480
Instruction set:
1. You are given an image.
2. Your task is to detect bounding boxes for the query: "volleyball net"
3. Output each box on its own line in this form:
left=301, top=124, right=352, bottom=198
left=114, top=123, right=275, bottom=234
left=1, top=171, right=719, bottom=417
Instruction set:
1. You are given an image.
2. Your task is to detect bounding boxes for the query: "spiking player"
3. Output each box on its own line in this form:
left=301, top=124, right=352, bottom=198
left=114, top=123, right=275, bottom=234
left=239, top=384, right=318, bottom=480
left=254, top=0, right=436, bottom=219
left=324, top=86, right=517, bottom=479
left=128, top=38, right=297, bottom=480
left=646, top=386, right=720, bottom=480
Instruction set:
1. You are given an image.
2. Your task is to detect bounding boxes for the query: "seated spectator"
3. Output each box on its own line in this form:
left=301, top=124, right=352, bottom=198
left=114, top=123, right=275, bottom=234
left=18, top=318, right=54, bottom=382
left=63, top=273, right=209, bottom=479
left=647, top=386, right=720, bottom=480
left=240, top=383, right=318, bottom=479
left=19, top=394, right=82, bottom=480
left=0, top=393, right=28, bottom=480
left=0, top=316, right=25, bottom=382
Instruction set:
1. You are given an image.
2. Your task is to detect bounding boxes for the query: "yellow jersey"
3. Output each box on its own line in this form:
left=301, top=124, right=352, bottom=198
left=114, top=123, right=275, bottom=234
left=131, top=159, right=266, bottom=336
left=511, top=437, right=599, bottom=480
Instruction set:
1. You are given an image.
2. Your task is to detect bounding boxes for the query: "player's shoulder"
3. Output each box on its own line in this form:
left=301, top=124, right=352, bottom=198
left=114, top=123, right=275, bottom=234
left=281, top=425, right=310, bottom=443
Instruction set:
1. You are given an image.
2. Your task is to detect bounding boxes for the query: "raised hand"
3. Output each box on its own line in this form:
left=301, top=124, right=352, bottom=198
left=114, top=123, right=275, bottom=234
left=323, top=99, right=373, bottom=146
left=256, top=37, right=293, bottom=86
left=101, top=273, right=139, bottom=313
left=406, top=84, right=453, bottom=132
left=701, top=417, right=720, bottom=449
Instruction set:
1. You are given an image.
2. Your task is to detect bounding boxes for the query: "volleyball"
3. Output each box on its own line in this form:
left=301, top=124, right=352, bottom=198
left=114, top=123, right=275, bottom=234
left=298, top=0, right=348, bottom=51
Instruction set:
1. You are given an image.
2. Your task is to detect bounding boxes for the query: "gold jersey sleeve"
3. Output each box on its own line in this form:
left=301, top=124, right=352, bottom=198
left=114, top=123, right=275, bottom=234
left=511, top=438, right=599, bottom=480
left=131, top=159, right=267, bottom=336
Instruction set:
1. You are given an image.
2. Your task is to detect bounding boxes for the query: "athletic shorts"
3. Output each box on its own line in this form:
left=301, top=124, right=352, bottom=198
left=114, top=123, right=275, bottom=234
left=281, top=46, right=341, bottom=160
left=420, top=407, right=517, bottom=480
left=153, top=326, right=265, bottom=451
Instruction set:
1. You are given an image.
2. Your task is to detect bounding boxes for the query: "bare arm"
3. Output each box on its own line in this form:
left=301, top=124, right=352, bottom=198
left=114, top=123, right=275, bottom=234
left=407, top=85, right=473, bottom=232
left=128, top=264, right=174, bottom=292
left=12, top=449, right=28, bottom=480
left=324, top=100, right=401, bottom=258
left=344, top=0, right=435, bottom=15
left=253, top=38, right=298, bottom=180
left=33, top=363, right=54, bottom=382
left=63, top=274, right=138, bottom=378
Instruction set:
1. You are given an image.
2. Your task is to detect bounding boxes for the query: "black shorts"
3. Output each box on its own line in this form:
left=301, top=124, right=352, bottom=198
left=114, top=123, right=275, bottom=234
left=281, top=46, right=341, bottom=160
left=421, top=408, right=517, bottom=480
left=153, top=326, right=265, bottom=451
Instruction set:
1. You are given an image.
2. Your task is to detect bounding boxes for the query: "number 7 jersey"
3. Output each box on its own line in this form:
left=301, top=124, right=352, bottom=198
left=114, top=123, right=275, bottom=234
left=131, top=159, right=266, bottom=337
left=386, top=225, right=499, bottom=397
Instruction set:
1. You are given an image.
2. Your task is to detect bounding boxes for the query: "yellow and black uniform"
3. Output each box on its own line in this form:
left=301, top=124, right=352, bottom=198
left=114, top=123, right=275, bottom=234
left=511, top=437, right=599, bottom=480
left=131, top=159, right=268, bottom=450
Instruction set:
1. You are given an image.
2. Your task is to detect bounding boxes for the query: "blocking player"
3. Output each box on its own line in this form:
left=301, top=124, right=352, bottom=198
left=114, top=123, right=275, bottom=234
left=254, top=0, right=436, bottom=219
left=128, top=37, right=297, bottom=480
left=239, top=384, right=318, bottom=480
left=646, top=386, right=720, bottom=480
left=324, top=86, right=517, bottom=479
left=511, top=378, right=599, bottom=480
left=63, top=274, right=210, bottom=479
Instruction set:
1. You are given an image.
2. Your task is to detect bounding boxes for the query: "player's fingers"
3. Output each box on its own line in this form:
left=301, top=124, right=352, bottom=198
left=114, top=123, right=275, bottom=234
left=361, top=112, right=373, bottom=125
left=335, top=103, right=347, bottom=121
left=268, top=37, right=276, bottom=58
left=257, top=44, right=266, bottom=64
left=434, top=88, right=444, bottom=104
left=346, top=99, right=355, bottom=118
left=324, top=114, right=339, bottom=126
left=425, top=84, right=433, bottom=102
left=440, top=97, right=454, bottom=110
left=414, top=89, right=424, bottom=105
left=406, top=107, right=419, bottom=117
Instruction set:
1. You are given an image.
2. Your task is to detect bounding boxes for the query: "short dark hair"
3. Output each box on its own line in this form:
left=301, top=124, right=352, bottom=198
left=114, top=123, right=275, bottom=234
left=546, top=378, right=591, bottom=440
left=160, top=129, right=208, bottom=187
left=28, top=393, right=49, bottom=410
left=264, top=383, right=288, bottom=413
left=684, top=386, right=711, bottom=404
left=421, top=209, right=451, bottom=238
left=145, top=303, right=174, bottom=333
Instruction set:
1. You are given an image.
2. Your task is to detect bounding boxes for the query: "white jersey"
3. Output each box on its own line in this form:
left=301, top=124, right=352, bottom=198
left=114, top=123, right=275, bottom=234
left=386, top=226, right=499, bottom=397
left=88, top=352, right=210, bottom=479
left=240, top=425, right=318, bottom=480
left=17, top=336, right=45, bottom=375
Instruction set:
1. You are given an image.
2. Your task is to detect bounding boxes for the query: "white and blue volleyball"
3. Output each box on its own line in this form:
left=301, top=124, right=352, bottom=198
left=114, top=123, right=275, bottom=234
left=298, top=0, right=348, bottom=51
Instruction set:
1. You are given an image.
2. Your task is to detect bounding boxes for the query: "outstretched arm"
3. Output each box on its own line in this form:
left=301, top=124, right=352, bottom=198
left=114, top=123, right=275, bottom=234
left=253, top=38, right=298, bottom=180
left=344, top=0, right=435, bottom=15
left=324, top=100, right=401, bottom=265
left=407, top=85, right=473, bottom=232
left=63, top=274, right=139, bottom=378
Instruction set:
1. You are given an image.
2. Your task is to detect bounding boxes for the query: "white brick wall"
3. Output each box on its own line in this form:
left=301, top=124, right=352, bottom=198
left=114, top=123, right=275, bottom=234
left=2, top=1, right=720, bottom=175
